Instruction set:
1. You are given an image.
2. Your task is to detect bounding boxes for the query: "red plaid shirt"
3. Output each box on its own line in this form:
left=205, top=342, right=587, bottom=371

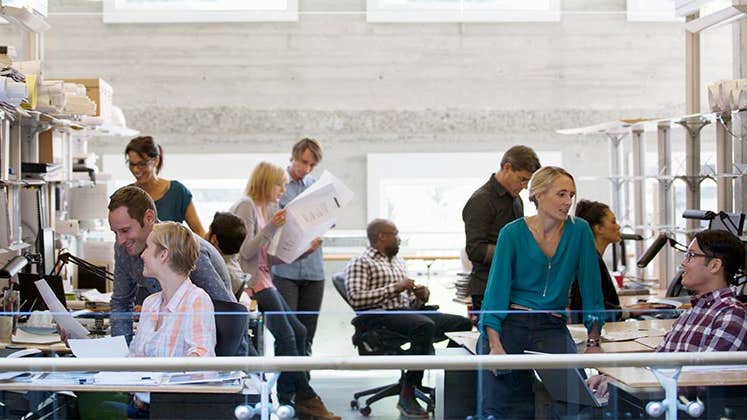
left=657, top=287, right=747, bottom=352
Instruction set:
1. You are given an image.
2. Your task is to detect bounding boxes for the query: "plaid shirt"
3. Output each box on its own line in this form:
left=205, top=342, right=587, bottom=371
left=129, top=279, right=216, bottom=358
left=657, top=287, right=747, bottom=352
left=344, top=247, right=422, bottom=311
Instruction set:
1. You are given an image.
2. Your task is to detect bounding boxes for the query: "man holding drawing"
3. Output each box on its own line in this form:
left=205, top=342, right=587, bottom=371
left=272, top=138, right=326, bottom=357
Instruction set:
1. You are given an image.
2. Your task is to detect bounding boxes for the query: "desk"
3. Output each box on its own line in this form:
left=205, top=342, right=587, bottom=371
left=0, top=373, right=258, bottom=420
left=0, top=340, right=69, bottom=354
left=598, top=366, right=747, bottom=418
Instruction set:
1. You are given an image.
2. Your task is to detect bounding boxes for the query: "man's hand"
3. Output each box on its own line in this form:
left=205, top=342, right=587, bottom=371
left=394, top=278, right=415, bottom=292
left=586, top=374, right=609, bottom=398
left=307, top=237, right=323, bottom=252
left=413, top=285, right=430, bottom=301
left=56, top=325, right=70, bottom=348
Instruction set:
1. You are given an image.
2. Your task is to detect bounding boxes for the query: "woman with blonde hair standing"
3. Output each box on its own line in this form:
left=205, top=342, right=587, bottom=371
left=230, top=162, right=337, bottom=420
left=477, top=166, right=606, bottom=419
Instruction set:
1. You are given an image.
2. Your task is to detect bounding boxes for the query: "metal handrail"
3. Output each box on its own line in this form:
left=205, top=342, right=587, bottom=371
left=2, top=352, right=747, bottom=372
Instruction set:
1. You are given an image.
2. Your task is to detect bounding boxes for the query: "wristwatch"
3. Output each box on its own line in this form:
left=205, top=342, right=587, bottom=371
left=586, top=338, right=601, bottom=348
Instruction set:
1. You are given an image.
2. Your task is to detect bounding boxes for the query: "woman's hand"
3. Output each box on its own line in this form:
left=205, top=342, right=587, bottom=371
left=271, top=209, right=287, bottom=227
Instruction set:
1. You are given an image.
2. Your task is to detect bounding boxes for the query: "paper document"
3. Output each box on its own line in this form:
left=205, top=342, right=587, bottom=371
left=94, top=371, right=164, bottom=385
left=269, top=171, right=353, bottom=263
left=34, top=279, right=89, bottom=339
left=69, top=336, right=128, bottom=358
left=80, top=289, right=112, bottom=303
left=166, top=370, right=246, bottom=385
left=11, top=328, right=61, bottom=345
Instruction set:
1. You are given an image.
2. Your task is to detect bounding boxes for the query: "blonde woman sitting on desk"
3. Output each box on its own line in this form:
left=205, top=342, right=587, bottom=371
left=130, top=222, right=217, bottom=418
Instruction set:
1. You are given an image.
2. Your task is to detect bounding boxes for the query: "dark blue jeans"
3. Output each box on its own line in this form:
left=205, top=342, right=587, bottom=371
left=273, top=275, right=325, bottom=357
left=254, top=287, right=314, bottom=401
left=477, top=312, right=577, bottom=419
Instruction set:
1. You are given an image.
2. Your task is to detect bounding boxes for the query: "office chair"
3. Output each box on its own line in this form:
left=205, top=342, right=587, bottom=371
left=212, top=299, right=250, bottom=357
left=331, top=273, right=435, bottom=416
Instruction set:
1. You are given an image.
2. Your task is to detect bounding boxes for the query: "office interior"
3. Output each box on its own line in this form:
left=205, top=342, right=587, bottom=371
left=2, top=0, right=747, bottom=419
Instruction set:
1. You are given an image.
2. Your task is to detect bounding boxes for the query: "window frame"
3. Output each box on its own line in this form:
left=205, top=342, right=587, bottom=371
left=366, top=0, right=561, bottom=23
left=102, top=0, right=298, bottom=24
left=626, top=0, right=682, bottom=22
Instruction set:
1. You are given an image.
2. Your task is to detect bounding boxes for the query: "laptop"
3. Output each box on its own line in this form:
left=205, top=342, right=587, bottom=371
left=525, top=351, right=608, bottom=407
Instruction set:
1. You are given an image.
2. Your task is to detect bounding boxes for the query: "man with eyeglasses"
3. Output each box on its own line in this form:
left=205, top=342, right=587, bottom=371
left=588, top=229, right=747, bottom=399
left=655, top=229, right=747, bottom=352
left=461, top=145, right=540, bottom=319
left=344, top=219, right=472, bottom=418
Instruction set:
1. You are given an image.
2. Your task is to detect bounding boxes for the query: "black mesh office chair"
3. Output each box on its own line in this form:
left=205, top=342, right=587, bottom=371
left=331, top=273, right=435, bottom=416
left=212, top=299, right=250, bottom=357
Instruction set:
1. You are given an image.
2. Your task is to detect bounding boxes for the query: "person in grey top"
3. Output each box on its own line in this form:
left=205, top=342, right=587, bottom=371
left=461, top=145, right=540, bottom=316
left=108, top=186, right=235, bottom=343
left=271, top=138, right=325, bottom=357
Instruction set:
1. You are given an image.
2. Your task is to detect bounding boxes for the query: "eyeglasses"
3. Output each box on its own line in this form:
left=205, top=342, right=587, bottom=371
left=683, top=250, right=710, bottom=263
left=126, top=158, right=154, bottom=169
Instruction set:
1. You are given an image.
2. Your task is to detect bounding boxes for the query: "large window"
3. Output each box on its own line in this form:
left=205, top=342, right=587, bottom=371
left=367, top=151, right=562, bottom=251
left=366, top=0, right=561, bottom=23
left=103, top=0, right=298, bottom=23
left=626, top=0, right=680, bottom=22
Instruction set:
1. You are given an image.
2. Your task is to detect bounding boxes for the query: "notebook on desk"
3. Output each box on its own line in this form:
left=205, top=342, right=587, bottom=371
left=525, top=351, right=608, bottom=407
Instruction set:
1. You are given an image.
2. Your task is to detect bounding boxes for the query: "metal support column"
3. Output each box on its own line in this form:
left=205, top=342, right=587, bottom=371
left=657, top=121, right=675, bottom=288
left=735, top=110, right=747, bottom=216
left=686, top=14, right=700, bottom=115
left=631, top=126, right=646, bottom=278
left=607, top=132, right=627, bottom=220
left=677, top=116, right=710, bottom=238
left=716, top=112, right=733, bottom=212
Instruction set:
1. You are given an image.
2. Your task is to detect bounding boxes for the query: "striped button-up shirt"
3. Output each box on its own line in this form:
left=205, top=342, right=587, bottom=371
left=657, top=287, right=747, bottom=352
left=129, top=279, right=216, bottom=358
left=344, top=247, right=422, bottom=311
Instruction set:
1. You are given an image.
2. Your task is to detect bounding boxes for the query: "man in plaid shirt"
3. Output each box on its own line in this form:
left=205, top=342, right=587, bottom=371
left=589, top=229, right=747, bottom=401
left=345, top=219, right=472, bottom=419
left=656, top=229, right=747, bottom=352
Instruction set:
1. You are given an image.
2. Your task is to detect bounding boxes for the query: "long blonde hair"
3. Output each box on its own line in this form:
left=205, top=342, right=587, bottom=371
left=244, top=162, right=287, bottom=203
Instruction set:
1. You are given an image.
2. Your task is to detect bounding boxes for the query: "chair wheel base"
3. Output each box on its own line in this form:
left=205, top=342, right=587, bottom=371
left=350, top=400, right=359, bottom=410
left=359, top=406, right=372, bottom=416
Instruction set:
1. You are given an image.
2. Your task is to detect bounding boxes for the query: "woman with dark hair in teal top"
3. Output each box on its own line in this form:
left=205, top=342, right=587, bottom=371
left=125, top=136, right=206, bottom=237
left=476, top=166, right=606, bottom=419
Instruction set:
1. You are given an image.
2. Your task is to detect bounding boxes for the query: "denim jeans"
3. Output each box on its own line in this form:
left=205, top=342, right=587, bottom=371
left=254, top=287, right=314, bottom=400
left=476, top=312, right=577, bottom=419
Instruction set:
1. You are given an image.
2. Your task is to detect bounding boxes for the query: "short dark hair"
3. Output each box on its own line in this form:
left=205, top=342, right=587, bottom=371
left=575, top=200, right=610, bottom=231
left=500, top=145, right=541, bottom=173
left=291, top=138, right=323, bottom=162
left=108, top=186, right=156, bottom=227
left=366, top=218, right=392, bottom=246
left=695, top=229, right=746, bottom=286
left=125, top=136, right=163, bottom=174
left=209, top=212, right=246, bottom=255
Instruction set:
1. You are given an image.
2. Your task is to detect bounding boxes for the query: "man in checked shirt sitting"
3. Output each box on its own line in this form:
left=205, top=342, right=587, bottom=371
left=344, top=218, right=472, bottom=419
left=588, top=229, right=747, bottom=399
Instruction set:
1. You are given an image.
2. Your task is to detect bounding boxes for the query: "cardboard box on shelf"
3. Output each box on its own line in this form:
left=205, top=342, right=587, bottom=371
left=63, top=78, right=113, bottom=121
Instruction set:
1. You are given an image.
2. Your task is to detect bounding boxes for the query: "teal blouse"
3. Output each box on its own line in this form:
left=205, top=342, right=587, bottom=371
left=478, top=216, right=605, bottom=335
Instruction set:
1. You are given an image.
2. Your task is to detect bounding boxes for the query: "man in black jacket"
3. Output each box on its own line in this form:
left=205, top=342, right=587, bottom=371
left=461, top=145, right=540, bottom=318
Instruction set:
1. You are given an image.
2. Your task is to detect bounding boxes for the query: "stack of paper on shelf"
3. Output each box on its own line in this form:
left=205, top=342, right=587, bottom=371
left=0, top=71, right=27, bottom=106
left=0, top=46, right=17, bottom=66
left=60, top=82, right=96, bottom=115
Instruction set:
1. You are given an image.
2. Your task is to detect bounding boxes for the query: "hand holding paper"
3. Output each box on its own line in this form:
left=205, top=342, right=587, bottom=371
left=268, top=171, right=353, bottom=263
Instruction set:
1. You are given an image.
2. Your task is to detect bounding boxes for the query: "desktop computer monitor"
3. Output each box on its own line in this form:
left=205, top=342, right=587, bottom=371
left=18, top=273, right=67, bottom=314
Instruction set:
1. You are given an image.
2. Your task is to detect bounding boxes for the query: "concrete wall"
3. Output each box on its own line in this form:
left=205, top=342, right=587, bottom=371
left=0, top=0, right=733, bottom=228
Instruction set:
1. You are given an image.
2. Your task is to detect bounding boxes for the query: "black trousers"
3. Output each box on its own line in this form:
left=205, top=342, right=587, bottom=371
left=360, top=309, right=472, bottom=387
